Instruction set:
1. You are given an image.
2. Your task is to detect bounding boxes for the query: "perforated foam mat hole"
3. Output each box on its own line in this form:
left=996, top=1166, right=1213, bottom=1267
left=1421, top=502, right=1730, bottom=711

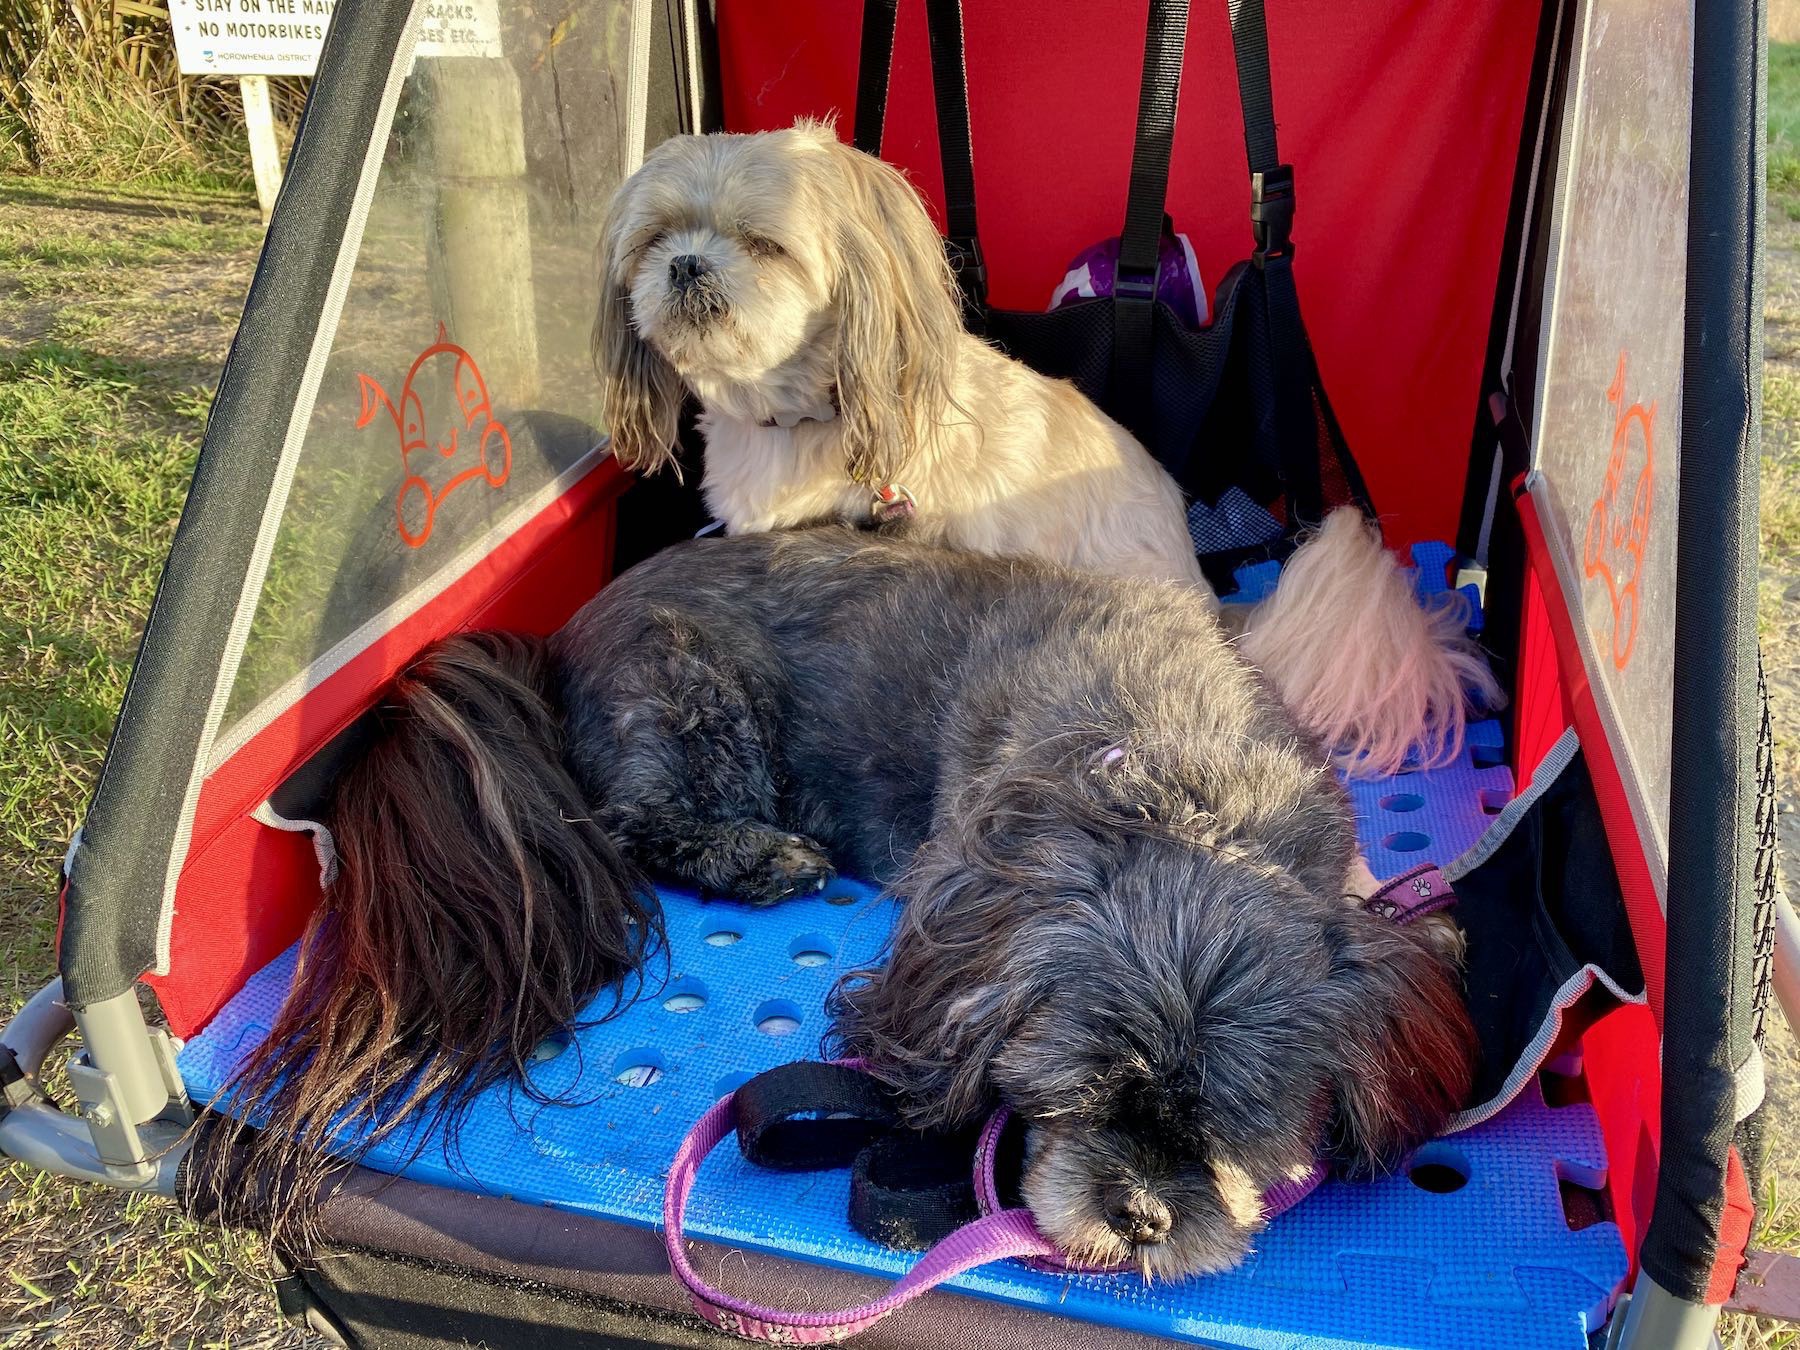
left=613, top=1048, right=666, bottom=1088
left=661, top=978, right=708, bottom=1014
left=532, top=1031, right=572, bottom=1063
left=1407, top=1144, right=1471, bottom=1195
left=1343, top=718, right=1514, bottom=877
left=754, top=999, right=804, bottom=1037
left=788, top=933, right=835, bottom=967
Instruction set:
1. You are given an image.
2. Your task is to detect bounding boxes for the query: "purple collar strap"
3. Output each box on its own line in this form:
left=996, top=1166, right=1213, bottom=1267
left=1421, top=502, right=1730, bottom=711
left=663, top=865, right=1458, bottom=1341
left=1362, top=862, right=1455, bottom=924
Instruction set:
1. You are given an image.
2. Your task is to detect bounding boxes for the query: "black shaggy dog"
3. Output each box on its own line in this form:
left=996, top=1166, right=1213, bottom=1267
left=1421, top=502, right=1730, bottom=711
left=217, top=526, right=1475, bottom=1277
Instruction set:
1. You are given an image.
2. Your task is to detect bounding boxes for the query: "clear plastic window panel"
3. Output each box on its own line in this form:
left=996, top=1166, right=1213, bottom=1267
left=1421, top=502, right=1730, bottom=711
left=220, top=0, right=657, bottom=741
left=1531, top=0, right=1692, bottom=867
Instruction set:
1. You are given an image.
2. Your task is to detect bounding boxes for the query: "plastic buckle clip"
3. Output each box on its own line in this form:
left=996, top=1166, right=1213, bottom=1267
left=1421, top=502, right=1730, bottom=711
left=1251, top=165, right=1296, bottom=266
left=1113, top=266, right=1158, bottom=304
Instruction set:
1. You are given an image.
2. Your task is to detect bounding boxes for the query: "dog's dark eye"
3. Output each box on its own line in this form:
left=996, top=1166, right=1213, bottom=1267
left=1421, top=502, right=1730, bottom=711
left=629, top=229, right=666, bottom=260
left=744, top=234, right=785, bottom=259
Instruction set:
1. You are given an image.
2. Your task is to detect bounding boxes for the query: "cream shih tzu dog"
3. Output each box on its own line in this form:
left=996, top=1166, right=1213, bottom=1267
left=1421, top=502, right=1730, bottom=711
left=592, top=121, right=1499, bottom=776
left=592, top=121, right=1202, bottom=589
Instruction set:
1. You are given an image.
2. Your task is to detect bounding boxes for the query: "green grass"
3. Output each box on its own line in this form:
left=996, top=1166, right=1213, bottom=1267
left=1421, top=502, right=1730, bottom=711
left=0, top=180, right=310, bottom=1346
left=0, top=343, right=311, bottom=1344
left=1723, top=1179, right=1800, bottom=1349
left=0, top=344, right=195, bottom=990
left=1, top=0, right=268, bottom=192
left=1773, top=44, right=1800, bottom=219
left=0, top=199, right=263, bottom=294
left=1763, top=367, right=1800, bottom=566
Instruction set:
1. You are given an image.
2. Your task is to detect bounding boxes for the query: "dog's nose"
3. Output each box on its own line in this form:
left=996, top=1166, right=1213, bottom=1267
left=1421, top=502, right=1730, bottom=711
left=668, top=254, right=709, bottom=292
left=1103, top=1190, right=1173, bottom=1245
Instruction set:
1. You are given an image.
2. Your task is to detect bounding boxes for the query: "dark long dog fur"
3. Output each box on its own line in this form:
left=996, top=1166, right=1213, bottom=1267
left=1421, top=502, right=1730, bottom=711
left=219, top=527, right=1475, bottom=1274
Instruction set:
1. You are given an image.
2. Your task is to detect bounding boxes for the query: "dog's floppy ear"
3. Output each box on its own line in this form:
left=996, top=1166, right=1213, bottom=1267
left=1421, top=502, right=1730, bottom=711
left=592, top=208, right=682, bottom=475
left=821, top=136, right=962, bottom=487
left=1318, top=909, right=1476, bottom=1178
left=827, top=837, right=1047, bottom=1129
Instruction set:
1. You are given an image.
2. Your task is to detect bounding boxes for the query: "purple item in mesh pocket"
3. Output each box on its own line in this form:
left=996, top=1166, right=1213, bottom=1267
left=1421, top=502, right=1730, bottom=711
left=1048, top=231, right=1208, bottom=329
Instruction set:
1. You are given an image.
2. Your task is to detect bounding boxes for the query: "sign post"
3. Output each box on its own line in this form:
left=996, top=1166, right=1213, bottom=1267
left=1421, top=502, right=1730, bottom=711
left=237, top=74, right=282, bottom=222
left=165, top=0, right=508, bottom=226
left=165, top=0, right=538, bottom=397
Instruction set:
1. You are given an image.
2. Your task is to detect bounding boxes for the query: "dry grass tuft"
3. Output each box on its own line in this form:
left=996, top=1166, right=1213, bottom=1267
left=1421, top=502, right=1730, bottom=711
left=0, top=0, right=303, bottom=189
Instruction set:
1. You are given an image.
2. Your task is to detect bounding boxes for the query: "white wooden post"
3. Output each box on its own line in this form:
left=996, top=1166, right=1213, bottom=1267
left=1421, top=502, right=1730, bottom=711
left=238, top=74, right=283, bottom=224
left=427, top=59, right=540, bottom=406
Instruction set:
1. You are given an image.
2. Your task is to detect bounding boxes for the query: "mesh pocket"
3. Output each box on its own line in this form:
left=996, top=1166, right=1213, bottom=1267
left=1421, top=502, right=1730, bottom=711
left=988, top=264, right=1373, bottom=593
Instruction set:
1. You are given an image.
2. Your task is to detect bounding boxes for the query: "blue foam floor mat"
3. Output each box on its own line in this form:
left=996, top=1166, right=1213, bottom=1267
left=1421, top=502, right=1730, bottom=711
left=178, top=716, right=1625, bottom=1350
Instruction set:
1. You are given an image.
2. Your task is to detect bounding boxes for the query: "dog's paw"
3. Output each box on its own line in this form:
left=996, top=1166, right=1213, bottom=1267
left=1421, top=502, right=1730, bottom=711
left=740, top=832, right=837, bottom=905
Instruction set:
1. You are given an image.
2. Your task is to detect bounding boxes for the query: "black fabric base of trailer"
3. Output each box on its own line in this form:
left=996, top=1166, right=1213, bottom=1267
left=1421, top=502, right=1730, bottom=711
left=218, top=1167, right=1175, bottom=1350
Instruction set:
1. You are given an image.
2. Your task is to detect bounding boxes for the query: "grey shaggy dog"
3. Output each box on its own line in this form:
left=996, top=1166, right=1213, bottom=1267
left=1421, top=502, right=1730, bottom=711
left=226, top=526, right=1475, bottom=1276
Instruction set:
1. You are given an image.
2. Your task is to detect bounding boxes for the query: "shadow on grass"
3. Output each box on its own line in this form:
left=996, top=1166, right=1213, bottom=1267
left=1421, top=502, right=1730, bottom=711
left=0, top=177, right=256, bottom=226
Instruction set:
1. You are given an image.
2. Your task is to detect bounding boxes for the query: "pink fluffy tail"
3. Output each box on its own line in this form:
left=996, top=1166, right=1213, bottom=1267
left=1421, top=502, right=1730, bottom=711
left=1238, top=508, right=1503, bottom=779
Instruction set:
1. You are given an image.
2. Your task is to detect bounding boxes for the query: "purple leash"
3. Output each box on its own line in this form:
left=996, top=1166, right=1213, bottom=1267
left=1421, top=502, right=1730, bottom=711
left=663, top=863, right=1456, bottom=1342
left=665, top=1091, right=1059, bottom=1342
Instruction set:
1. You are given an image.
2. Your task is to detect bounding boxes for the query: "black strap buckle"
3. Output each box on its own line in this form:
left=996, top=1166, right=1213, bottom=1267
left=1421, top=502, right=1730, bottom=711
left=1251, top=164, right=1296, bottom=266
left=1113, top=266, right=1158, bottom=304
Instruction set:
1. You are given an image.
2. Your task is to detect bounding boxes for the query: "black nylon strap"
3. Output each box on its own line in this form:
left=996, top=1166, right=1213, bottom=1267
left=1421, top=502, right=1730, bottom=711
left=1119, top=0, right=1189, bottom=279
left=855, top=0, right=985, bottom=321
left=733, top=1061, right=899, bottom=1171
left=1221, top=0, right=1321, bottom=523
left=853, top=0, right=900, bottom=155
left=1226, top=0, right=1279, bottom=174
left=849, top=1129, right=980, bottom=1251
left=731, top=1062, right=982, bottom=1252
left=920, top=0, right=987, bottom=323
left=1111, top=0, right=1191, bottom=421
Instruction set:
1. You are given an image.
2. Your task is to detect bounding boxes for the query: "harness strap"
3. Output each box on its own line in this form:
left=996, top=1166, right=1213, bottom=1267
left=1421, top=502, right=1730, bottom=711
left=920, top=0, right=986, bottom=330
left=734, top=1060, right=897, bottom=1170
left=1111, top=0, right=1190, bottom=416
left=850, top=1127, right=980, bottom=1251
left=852, top=0, right=900, bottom=157
left=1220, top=0, right=1322, bottom=523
